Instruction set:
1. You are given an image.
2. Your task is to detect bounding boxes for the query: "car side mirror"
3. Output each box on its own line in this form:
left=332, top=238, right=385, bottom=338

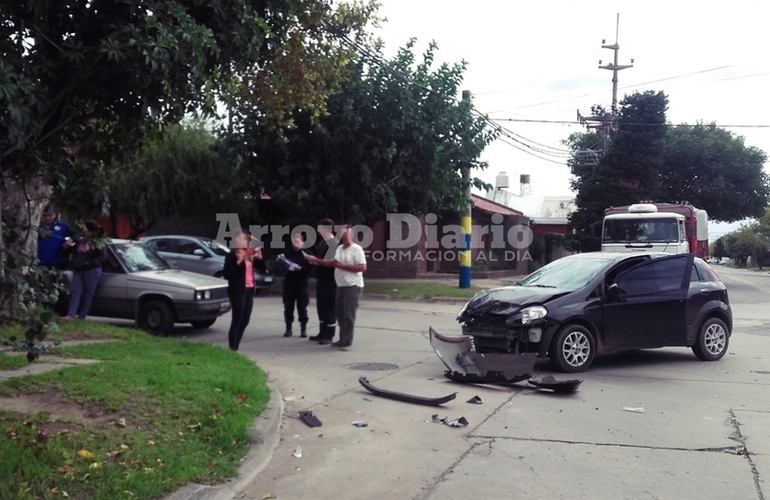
left=607, top=282, right=622, bottom=299
left=193, top=249, right=207, bottom=257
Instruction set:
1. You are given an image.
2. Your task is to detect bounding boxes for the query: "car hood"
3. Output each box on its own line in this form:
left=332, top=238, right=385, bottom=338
left=128, top=269, right=227, bottom=289
left=459, top=286, right=572, bottom=319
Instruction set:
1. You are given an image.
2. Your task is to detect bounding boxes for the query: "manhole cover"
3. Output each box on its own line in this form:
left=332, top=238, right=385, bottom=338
left=346, top=362, right=398, bottom=371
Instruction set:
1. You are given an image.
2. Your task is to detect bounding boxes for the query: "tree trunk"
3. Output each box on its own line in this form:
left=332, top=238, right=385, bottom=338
left=0, top=175, right=51, bottom=309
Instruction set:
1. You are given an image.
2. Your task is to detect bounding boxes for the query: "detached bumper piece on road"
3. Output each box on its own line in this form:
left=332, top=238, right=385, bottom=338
left=429, top=327, right=581, bottom=393
left=358, top=377, right=457, bottom=407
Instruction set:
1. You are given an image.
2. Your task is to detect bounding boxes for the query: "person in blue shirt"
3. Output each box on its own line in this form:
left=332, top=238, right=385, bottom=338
left=38, top=206, right=73, bottom=269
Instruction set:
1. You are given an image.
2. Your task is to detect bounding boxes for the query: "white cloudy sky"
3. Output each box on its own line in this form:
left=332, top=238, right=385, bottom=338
left=372, top=0, right=770, bottom=211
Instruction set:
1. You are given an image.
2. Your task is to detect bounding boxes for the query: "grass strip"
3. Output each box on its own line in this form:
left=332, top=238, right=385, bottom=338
left=0, top=321, right=268, bottom=500
left=363, top=281, right=483, bottom=300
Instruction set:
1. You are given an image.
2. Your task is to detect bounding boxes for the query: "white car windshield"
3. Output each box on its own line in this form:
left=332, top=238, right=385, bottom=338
left=518, top=257, right=612, bottom=290
left=113, top=244, right=170, bottom=272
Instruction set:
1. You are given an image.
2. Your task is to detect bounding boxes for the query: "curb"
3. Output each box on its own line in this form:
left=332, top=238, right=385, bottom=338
left=164, top=379, right=284, bottom=500
left=427, top=296, right=470, bottom=304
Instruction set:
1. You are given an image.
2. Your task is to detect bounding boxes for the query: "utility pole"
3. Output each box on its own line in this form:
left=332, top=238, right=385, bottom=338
left=599, top=13, right=633, bottom=124
left=577, top=13, right=633, bottom=152
left=459, top=90, right=472, bottom=289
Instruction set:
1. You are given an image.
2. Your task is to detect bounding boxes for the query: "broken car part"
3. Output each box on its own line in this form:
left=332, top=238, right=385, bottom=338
left=298, top=410, right=322, bottom=428
left=429, top=327, right=536, bottom=384
left=430, top=328, right=581, bottom=393
left=527, top=374, right=582, bottom=393
left=358, top=377, right=457, bottom=406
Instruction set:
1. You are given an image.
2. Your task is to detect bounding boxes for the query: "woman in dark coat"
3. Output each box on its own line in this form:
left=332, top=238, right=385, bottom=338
left=222, top=231, right=264, bottom=351
left=62, top=220, right=107, bottom=320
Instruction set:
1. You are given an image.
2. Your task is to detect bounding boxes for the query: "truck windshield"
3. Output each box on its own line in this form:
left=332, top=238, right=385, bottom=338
left=603, top=218, right=679, bottom=243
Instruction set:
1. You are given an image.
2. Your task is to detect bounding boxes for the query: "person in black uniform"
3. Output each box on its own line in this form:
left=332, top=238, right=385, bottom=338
left=308, top=219, right=338, bottom=345
left=282, top=233, right=311, bottom=338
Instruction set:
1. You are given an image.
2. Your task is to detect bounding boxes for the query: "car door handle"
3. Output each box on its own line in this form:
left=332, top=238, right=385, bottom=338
left=698, top=289, right=710, bottom=295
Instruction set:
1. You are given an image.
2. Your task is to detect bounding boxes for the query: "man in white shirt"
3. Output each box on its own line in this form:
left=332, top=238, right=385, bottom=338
left=306, top=224, right=366, bottom=348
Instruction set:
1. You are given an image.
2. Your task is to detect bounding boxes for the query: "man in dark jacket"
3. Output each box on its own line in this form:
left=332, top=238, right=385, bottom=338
left=282, top=233, right=311, bottom=337
left=309, top=219, right=338, bottom=345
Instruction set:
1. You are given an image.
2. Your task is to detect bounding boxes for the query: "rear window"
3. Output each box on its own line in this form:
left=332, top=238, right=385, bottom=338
left=693, top=259, right=720, bottom=282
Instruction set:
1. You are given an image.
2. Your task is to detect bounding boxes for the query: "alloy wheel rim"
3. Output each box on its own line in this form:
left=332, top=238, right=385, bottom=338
left=704, top=324, right=726, bottom=355
left=563, top=331, right=590, bottom=367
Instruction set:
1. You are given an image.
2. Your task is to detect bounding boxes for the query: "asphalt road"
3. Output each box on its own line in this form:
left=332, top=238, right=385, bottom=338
left=162, top=265, right=770, bottom=500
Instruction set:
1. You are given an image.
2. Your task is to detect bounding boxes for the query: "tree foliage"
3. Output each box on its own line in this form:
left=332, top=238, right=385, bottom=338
left=234, top=40, right=498, bottom=224
left=659, top=123, right=769, bottom=221
left=567, top=91, right=669, bottom=251
left=49, top=122, right=251, bottom=237
left=0, top=0, right=378, bottom=353
left=567, top=90, right=770, bottom=252
left=716, top=222, right=769, bottom=268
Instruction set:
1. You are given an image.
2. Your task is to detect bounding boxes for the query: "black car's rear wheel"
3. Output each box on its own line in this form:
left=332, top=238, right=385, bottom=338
left=138, top=300, right=174, bottom=336
left=551, top=324, right=595, bottom=373
left=692, top=317, right=729, bottom=361
left=190, top=318, right=217, bottom=329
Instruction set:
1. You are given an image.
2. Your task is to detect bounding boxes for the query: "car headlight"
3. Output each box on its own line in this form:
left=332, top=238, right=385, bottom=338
left=194, top=290, right=212, bottom=300
left=521, top=305, right=547, bottom=325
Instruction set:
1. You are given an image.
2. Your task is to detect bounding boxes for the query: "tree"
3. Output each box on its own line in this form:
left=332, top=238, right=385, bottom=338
left=1, top=0, right=378, bottom=252
left=720, top=224, right=769, bottom=268
left=567, top=90, right=769, bottom=252
left=659, top=123, right=769, bottom=222
left=567, top=91, right=668, bottom=251
left=90, top=121, right=254, bottom=237
left=234, top=40, right=497, bottom=225
left=0, top=0, right=378, bottom=354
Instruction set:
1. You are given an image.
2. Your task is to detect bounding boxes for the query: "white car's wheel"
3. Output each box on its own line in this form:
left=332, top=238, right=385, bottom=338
left=138, top=300, right=174, bottom=335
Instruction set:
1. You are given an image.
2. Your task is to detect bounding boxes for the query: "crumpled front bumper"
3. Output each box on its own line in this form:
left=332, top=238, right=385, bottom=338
left=429, top=327, right=537, bottom=384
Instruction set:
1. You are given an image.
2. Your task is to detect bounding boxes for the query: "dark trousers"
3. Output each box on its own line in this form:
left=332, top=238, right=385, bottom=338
left=316, top=279, right=337, bottom=340
left=228, top=289, right=254, bottom=351
left=335, top=285, right=362, bottom=346
left=283, top=279, right=309, bottom=325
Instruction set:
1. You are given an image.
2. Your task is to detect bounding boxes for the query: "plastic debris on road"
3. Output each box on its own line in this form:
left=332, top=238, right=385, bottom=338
left=292, top=447, right=302, bottom=458
left=430, top=414, right=469, bottom=427
left=466, top=395, right=483, bottom=404
left=299, top=410, right=322, bottom=427
left=352, top=421, right=369, bottom=427
left=623, top=407, right=646, bottom=413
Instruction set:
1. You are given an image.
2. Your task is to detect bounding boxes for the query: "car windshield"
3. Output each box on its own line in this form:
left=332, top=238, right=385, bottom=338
left=202, top=238, right=230, bottom=257
left=603, top=218, right=679, bottom=243
left=518, top=257, right=612, bottom=290
left=112, top=243, right=170, bottom=272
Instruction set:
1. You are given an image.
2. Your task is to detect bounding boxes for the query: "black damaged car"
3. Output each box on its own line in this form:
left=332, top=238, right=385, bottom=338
left=456, top=252, right=732, bottom=373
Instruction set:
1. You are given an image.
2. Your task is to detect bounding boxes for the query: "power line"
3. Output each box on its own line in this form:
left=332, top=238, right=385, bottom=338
left=325, top=21, right=575, bottom=164
left=491, top=118, right=770, bottom=129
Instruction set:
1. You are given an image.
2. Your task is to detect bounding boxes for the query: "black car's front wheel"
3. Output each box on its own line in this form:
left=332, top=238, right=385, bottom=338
left=692, top=317, right=729, bottom=361
left=138, top=300, right=175, bottom=336
left=551, top=324, right=595, bottom=373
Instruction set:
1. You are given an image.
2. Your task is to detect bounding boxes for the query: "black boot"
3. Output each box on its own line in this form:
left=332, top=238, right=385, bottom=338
left=300, top=323, right=308, bottom=338
left=283, top=323, right=293, bottom=337
left=318, top=324, right=336, bottom=345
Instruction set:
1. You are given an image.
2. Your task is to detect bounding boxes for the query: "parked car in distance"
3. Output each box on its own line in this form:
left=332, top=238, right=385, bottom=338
left=58, top=240, right=231, bottom=335
left=140, top=235, right=274, bottom=295
left=457, top=252, right=732, bottom=373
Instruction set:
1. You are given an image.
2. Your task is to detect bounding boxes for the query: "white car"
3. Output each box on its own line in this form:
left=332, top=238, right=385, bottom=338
left=59, top=240, right=231, bottom=335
